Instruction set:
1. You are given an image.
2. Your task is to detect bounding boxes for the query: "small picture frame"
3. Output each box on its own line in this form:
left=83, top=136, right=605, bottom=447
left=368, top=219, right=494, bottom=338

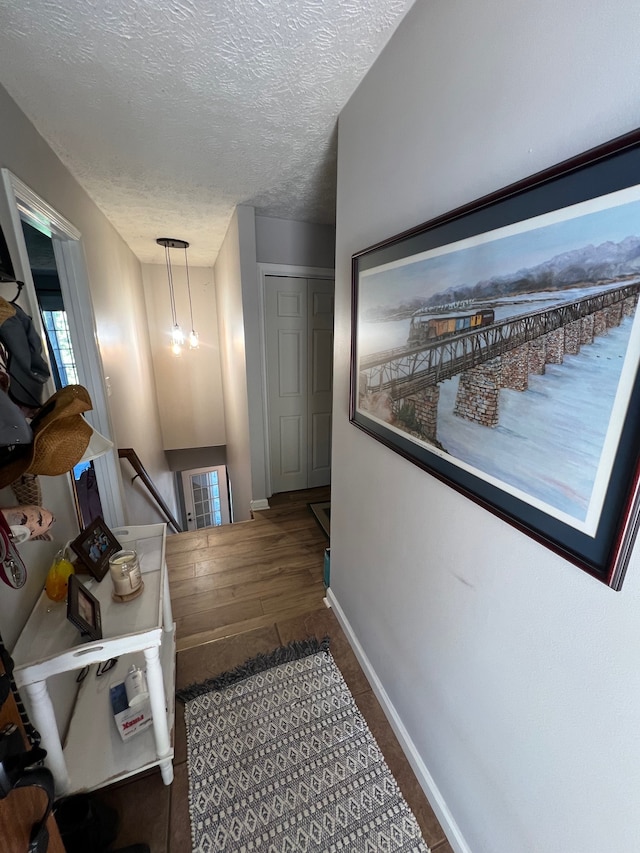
left=66, top=574, right=102, bottom=641
left=70, top=516, right=121, bottom=582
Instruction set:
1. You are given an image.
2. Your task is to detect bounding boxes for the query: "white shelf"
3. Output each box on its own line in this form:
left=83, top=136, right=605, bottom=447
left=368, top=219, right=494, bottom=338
left=63, top=626, right=176, bottom=792
left=11, top=523, right=175, bottom=795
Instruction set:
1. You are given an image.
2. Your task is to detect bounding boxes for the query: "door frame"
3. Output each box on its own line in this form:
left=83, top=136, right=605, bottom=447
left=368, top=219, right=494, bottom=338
left=257, top=263, right=334, bottom=498
left=0, top=169, right=125, bottom=528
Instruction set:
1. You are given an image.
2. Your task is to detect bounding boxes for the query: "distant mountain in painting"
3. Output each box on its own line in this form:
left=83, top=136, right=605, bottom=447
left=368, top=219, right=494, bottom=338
left=439, top=235, right=640, bottom=302
left=365, top=236, right=640, bottom=322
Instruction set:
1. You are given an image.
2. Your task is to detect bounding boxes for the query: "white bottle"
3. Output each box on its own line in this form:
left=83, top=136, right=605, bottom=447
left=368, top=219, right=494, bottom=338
left=124, top=665, right=148, bottom=707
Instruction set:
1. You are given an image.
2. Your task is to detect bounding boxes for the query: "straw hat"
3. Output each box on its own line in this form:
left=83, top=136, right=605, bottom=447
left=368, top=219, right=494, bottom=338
left=0, top=384, right=93, bottom=488
left=0, top=298, right=16, bottom=326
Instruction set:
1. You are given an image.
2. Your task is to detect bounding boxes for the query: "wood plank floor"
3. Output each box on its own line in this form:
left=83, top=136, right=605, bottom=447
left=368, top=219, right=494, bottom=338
left=100, top=485, right=453, bottom=853
left=165, top=486, right=330, bottom=650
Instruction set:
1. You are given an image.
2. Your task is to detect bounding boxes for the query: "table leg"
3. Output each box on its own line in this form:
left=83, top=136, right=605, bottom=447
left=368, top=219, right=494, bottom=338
left=143, top=645, right=173, bottom=785
left=162, top=570, right=174, bottom=633
left=23, top=679, right=70, bottom=796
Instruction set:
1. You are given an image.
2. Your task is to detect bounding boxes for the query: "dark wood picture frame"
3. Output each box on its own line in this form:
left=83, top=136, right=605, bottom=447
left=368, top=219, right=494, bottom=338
left=70, top=516, right=121, bottom=582
left=350, top=129, right=640, bottom=589
left=66, top=574, right=102, bottom=641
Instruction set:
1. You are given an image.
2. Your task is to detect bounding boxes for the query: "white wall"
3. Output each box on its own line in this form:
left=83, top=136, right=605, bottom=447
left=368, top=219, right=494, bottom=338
left=214, top=208, right=254, bottom=521
left=332, top=2, right=640, bottom=852
left=142, top=262, right=226, bottom=450
left=256, top=215, right=335, bottom=269
left=0, top=84, right=173, bottom=528
left=237, top=206, right=270, bottom=509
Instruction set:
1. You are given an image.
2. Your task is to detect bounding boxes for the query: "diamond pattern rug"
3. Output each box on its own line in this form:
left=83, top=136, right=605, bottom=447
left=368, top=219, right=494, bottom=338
left=178, top=638, right=430, bottom=853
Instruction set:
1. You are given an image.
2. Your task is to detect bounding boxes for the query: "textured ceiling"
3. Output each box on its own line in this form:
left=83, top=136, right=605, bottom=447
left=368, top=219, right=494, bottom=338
left=0, top=0, right=414, bottom=265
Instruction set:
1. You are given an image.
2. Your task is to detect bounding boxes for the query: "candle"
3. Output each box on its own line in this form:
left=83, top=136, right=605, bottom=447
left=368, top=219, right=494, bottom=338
left=109, top=550, right=142, bottom=597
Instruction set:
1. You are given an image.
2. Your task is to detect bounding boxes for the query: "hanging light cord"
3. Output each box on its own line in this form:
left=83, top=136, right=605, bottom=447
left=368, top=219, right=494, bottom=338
left=184, top=245, right=195, bottom=333
left=164, top=244, right=178, bottom=326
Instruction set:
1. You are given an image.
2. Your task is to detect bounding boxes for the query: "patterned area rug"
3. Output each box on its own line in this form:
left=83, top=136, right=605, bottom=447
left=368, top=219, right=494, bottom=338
left=178, top=639, right=430, bottom=853
left=309, top=501, right=330, bottom=537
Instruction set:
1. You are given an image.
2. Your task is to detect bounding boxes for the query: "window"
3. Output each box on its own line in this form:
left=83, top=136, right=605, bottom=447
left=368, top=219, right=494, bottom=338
left=41, top=309, right=78, bottom=387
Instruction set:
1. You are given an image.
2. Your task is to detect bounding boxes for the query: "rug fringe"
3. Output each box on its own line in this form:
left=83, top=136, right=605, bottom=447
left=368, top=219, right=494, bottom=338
left=176, top=636, right=330, bottom=702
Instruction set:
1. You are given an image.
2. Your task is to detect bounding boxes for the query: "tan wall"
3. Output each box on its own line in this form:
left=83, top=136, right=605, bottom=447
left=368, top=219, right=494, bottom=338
left=0, top=84, right=174, bottom=527
left=142, top=262, right=226, bottom=450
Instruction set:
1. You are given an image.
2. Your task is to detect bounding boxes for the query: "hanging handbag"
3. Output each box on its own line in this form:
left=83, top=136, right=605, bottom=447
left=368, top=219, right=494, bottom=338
left=0, top=512, right=27, bottom=588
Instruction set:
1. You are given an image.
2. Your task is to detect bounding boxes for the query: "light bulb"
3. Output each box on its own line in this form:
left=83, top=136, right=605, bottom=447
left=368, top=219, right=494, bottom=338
left=189, top=329, right=199, bottom=349
left=170, top=324, right=184, bottom=356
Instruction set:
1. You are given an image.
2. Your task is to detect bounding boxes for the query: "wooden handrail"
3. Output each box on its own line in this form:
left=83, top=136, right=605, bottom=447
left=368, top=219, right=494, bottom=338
left=118, top=448, right=183, bottom=533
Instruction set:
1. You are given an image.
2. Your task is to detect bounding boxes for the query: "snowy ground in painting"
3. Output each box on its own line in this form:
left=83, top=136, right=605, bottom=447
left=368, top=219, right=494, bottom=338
left=438, top=319, right=631, bottom=521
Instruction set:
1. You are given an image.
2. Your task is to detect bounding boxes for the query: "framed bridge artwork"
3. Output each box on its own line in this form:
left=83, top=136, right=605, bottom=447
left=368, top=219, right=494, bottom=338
left=350, top=129, right=640, bottom=589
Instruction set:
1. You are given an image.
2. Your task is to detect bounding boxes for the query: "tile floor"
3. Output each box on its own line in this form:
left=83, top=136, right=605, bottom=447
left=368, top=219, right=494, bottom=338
left=98, top=606, right=453, bottom=852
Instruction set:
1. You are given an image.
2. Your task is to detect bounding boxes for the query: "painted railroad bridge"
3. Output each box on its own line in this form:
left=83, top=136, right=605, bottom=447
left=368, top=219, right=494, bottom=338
left=359, top=281, right=640, bottom=442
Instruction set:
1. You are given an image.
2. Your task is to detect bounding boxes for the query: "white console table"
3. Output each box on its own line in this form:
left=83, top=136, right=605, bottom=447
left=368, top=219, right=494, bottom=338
left=11, top=524, right=176, bottom=796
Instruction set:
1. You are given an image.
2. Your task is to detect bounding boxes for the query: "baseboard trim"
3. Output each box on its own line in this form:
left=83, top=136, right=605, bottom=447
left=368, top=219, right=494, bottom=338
left=250, top=499, right=270, bottom=511
left=326, top=587, right=472, bottom=853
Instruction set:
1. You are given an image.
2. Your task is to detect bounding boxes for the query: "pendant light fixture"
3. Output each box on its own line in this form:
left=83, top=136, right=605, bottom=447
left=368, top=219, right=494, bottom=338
left=156, top=237, right=199, bottom=355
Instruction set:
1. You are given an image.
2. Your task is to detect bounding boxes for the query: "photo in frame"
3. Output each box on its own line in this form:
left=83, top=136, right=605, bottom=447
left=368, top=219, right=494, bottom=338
left=350, top=129, right=640, bottom=589
left=70, top=516, right=121, bottom=582
left=66, top=574, right=102, bottom=641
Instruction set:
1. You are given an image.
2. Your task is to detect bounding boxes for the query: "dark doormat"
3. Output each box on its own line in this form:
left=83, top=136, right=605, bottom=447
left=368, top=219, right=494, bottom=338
left=309, top=501, right=330, bottom=537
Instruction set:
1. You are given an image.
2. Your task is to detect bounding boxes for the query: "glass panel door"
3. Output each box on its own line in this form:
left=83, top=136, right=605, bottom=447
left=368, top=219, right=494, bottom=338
left=181, top=465, right=231, bottom=530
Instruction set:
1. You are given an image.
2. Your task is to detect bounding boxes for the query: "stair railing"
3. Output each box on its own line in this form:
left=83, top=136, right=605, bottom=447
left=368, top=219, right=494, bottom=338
left=118, top=448, right=183, bottom=533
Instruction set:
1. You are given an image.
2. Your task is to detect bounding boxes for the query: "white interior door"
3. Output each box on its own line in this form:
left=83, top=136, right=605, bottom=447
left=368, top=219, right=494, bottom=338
left=265, top=275, right=334, bottom=494
left=266, top=276, right=307, bottom=492
left=181, top=465, right=231, bottom=530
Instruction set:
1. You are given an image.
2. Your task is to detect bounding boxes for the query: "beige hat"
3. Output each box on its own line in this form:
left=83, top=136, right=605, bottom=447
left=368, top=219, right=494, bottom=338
left=0, top=298, right=16, bottom=326
left=0, top=384, right=93, bottom=488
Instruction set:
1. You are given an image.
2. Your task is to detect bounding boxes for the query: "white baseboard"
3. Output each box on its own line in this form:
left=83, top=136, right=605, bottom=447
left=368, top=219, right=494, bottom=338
left=326, top=587, right=472, bottom=853
left=250, top=499, right=270, bottom=511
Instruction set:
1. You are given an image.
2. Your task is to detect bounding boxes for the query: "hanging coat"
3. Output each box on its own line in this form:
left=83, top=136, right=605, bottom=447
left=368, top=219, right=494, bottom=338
left=0, top=297, right=50, bottom=408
